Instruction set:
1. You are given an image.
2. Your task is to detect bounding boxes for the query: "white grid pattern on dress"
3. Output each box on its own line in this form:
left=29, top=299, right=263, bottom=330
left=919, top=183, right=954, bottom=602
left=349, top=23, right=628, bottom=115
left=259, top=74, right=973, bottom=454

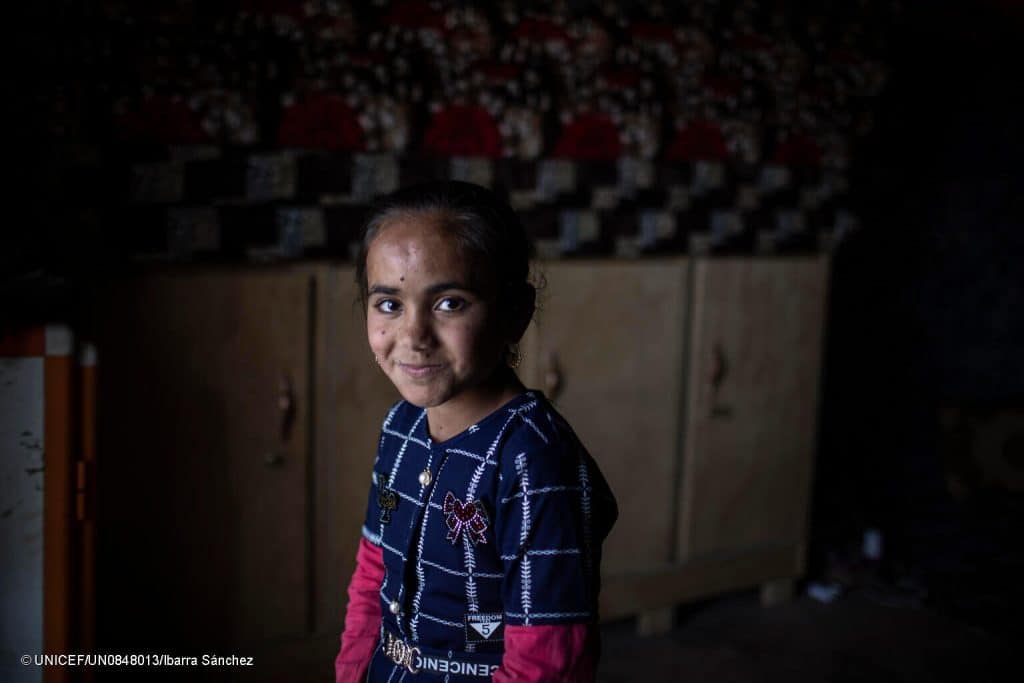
left=459, top=407, right=518, bottom=652
left=461, top=532, right=479, bottom=652
left=377, top=409, right=427, bottom=543
left=410, top=443, right=453, bottom=643
left=377, top=407, right=430, bottom=639
left=577, top=454, right=595, bottom=580
left=386, top=411, right=426, bottom=489
left=526, top=548, right=581, bottom=556
left=383, top=427, right=430, bottom=450
left=368, top=394, right=605, bottom=654
left=518, top=412, right=549, bottom=445
left=419, top=611, right=464, bottom=628
left=499, top=548, right=582, bottom=561
left=445, top=447, right=500, bottom=466
left=514, top=451, right=533, bottom=624
left=500, top=485, right=580, bottom=503
left=504, top=610, right=591, bottom=619
left=420, top=556, right=502, bottom=579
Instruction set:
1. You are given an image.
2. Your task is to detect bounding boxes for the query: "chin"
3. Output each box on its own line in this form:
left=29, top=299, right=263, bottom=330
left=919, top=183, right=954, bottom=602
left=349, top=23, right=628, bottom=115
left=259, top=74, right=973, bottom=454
left=396, top=382, right=452, bottom=409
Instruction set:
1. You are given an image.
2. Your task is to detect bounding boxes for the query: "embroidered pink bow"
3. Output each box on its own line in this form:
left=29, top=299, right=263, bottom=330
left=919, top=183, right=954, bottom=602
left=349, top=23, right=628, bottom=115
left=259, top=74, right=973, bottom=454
left=443, top=491, right=489, bottom=546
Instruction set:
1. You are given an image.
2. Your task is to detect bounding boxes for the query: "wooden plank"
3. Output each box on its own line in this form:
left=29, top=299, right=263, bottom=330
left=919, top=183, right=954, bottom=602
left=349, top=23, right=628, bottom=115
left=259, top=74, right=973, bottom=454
left=312, top=264, right=334, bottom=635
left=44, top=347, right=74, bottom=683
left=527, top=259, right=689, bottom=574
left=678, top=257, right=829, bottom=560
left=600, top=544, right=802, bottom=621
left=78, top=345, right=98, bottom=683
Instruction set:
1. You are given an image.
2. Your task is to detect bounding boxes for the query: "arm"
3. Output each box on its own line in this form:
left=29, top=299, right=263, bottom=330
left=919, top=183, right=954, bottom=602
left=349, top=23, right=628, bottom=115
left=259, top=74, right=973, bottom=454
left=335, top=537, right=384, bottom=683
left=493, top=420, right=617, bottom=683
left=492, top=623, right=600, bottom=682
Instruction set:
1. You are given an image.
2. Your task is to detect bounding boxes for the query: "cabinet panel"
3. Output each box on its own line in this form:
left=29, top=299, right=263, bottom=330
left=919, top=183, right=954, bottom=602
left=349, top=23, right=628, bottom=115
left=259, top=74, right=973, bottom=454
left=317, top=266, right=400, bottom=631
left=96, top=270, right=312, bottom=649
left=525, top=260, right=689, bottom=574
left=678, top=257, right=829, bottom=560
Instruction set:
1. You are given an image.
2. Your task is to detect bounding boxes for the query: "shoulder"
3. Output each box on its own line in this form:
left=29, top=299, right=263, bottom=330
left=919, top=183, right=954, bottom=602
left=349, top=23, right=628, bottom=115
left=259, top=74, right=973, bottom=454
left=497, top=393, right=587, bottom=484
left=497, top=394, right=619, bottom=541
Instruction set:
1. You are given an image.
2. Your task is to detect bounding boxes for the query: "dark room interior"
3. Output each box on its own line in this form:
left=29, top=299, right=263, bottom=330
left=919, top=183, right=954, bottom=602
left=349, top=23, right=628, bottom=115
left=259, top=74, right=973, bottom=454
left=2, top=1, right=1021, bottom=682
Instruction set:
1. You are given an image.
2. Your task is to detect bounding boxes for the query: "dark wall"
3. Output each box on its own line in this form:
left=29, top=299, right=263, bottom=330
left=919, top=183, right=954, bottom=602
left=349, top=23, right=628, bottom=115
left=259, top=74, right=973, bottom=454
left=811, top=0, right=1023, bottom=630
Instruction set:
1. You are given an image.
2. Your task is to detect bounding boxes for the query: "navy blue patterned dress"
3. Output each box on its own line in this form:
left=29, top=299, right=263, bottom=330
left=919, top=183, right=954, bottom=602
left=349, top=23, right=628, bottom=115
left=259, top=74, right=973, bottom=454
left=361, top=390, right=618, bottom=681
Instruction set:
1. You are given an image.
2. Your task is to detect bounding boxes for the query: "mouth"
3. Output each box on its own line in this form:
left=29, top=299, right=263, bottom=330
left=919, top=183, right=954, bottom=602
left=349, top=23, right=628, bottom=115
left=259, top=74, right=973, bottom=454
left=397, top=361, right=446, bottom=379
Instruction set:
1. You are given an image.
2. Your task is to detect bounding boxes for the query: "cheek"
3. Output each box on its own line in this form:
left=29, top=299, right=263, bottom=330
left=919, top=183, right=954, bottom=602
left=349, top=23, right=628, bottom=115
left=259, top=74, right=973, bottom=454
left=367, top=321, right=393, bottom=354
left=446, top=319, right=501, bottom=359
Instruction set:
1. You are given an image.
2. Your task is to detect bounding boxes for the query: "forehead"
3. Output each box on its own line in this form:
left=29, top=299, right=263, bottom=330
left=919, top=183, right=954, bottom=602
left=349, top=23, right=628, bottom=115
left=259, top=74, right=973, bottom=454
left=366, top=212, right=475, bottom=285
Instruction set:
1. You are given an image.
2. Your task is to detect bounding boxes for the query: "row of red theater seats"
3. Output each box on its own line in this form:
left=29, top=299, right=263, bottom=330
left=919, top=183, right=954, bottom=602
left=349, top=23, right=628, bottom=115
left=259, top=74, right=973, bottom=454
left=113, top=89, right=842, bottom=165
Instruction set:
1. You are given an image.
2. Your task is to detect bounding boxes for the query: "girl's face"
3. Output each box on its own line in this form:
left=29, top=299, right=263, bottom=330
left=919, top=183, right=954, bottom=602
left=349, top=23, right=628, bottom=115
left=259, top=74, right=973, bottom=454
left=365, top=213, right=507, bottom=409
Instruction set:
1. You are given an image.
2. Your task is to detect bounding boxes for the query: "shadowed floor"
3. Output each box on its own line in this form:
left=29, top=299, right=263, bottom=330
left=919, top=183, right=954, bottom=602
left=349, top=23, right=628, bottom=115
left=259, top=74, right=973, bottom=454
left=598, top=589, right=1013, bottom=683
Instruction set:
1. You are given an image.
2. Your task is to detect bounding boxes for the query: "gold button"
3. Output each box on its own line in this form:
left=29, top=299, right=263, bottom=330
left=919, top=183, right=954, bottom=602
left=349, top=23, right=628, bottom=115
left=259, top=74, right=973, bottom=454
left=389, top=600, right=400, bottom=615
left=418, top=469, right=432, bottom=487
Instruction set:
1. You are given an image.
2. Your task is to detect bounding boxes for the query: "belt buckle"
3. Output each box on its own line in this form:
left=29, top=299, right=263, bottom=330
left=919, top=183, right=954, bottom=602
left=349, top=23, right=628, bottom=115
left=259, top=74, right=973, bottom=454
left=384, top=631, right=421, bottom=674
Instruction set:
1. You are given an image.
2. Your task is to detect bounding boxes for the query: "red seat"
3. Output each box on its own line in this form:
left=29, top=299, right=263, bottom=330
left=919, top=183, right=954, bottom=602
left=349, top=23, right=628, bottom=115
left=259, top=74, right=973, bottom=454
left=114, top=94, right=209, bottom=145
left=278, top=92, right=366, bottom=152
left=384, top=0, right=445, bottom=32
left=773, top=132, right=823, bottom=168
left=553, top=113, right=622, bottom=161
left=421, top=104, right=503, bottom=158
left=664, top=119, right=729, bottom=162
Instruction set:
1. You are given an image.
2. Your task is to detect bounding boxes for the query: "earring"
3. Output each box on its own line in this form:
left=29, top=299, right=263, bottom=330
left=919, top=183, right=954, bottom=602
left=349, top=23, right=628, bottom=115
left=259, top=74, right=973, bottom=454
left=374, top=355, right=382, bottom=366
left=506, top=343, right=522, bottom=369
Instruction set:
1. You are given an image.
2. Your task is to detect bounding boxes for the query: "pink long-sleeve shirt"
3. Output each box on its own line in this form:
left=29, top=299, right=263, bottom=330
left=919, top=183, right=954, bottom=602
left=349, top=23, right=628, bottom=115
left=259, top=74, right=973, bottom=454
left=335, top=538, right=600, bottom=682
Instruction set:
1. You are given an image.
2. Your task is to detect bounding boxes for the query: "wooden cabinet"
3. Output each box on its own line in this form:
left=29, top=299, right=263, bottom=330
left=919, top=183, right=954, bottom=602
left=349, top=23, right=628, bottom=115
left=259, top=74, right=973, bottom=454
left=96, top=270, right=314, bottom=647
left=679, top=258, right=828, bottom=561
left=314, top=267, right=401, bottom=635
left=93, top=266, right=397, bottom=681
left=522, top=260, right=690, bottom=575
left=91, top=256, right=828, bottom=677
left=524, top=257, right=829, bottom=624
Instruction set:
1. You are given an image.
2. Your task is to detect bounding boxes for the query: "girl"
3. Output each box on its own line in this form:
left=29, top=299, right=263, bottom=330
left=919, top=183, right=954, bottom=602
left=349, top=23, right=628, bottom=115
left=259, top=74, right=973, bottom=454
left=334, top=181, right=618, bottom=682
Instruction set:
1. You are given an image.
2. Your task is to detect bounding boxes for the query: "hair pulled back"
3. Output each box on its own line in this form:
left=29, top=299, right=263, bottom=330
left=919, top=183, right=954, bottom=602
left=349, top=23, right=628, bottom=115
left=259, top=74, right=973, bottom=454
left=355, top=180, right=534, bottom=317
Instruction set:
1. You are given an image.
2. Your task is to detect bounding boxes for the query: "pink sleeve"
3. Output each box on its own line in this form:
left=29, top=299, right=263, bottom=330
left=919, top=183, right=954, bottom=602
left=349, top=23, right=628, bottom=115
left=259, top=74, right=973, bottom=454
left=335, top=537, right=384, bottom=683
left=492, top=623, right=600, bottom=682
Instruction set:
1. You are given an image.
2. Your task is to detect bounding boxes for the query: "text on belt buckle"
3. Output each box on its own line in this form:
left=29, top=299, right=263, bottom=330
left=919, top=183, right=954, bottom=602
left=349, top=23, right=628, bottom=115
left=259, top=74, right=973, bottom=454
left=384, top=631, right=421, bottom=674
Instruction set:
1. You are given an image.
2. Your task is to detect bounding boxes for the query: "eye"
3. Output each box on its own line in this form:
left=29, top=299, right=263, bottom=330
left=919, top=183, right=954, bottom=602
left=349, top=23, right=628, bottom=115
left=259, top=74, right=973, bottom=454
left=373, top=298, right=401, bottom=314
left=435, top=296, right=467, bottom=313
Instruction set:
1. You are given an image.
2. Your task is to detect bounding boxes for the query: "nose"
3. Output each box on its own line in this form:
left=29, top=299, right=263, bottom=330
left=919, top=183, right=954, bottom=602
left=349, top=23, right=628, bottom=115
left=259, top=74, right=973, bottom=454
left=401, top=306, right=435, bottom=353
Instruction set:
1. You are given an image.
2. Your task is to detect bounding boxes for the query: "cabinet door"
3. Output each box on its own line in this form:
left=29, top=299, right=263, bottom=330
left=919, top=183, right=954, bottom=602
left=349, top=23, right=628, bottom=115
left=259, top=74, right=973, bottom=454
left=524, top=260, right=689, bottom=575
left=96, top=269, right=313, bottom=649
left=678, top=257, right=829, bottom=560
left=315, top=266, right=400, bottom=632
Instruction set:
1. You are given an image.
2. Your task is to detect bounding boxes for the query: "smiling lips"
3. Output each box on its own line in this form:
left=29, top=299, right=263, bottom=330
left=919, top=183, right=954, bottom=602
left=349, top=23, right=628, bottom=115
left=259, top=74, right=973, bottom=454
left=397, top=361, right=445, bottom=379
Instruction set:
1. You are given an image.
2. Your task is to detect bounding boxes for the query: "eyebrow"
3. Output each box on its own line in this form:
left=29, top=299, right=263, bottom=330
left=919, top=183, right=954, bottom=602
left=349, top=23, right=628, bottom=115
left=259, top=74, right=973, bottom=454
left=367, top=281, right=474, bottom=297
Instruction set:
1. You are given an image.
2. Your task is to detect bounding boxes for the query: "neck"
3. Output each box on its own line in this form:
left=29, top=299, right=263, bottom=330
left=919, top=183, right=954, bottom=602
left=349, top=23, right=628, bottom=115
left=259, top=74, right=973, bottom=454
left=425, top=367, right=526, bottom=443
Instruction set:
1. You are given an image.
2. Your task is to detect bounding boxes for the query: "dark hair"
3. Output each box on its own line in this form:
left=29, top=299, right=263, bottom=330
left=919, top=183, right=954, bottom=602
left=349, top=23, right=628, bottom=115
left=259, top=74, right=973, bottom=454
left=355, top=180, right=535, bottom=315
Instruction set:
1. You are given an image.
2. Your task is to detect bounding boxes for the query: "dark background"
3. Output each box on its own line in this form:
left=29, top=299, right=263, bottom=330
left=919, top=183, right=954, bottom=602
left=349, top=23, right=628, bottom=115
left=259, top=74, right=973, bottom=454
left=3, top=0, right=1022, bottom=672
left=811, top=0, right=1022, bottom=634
